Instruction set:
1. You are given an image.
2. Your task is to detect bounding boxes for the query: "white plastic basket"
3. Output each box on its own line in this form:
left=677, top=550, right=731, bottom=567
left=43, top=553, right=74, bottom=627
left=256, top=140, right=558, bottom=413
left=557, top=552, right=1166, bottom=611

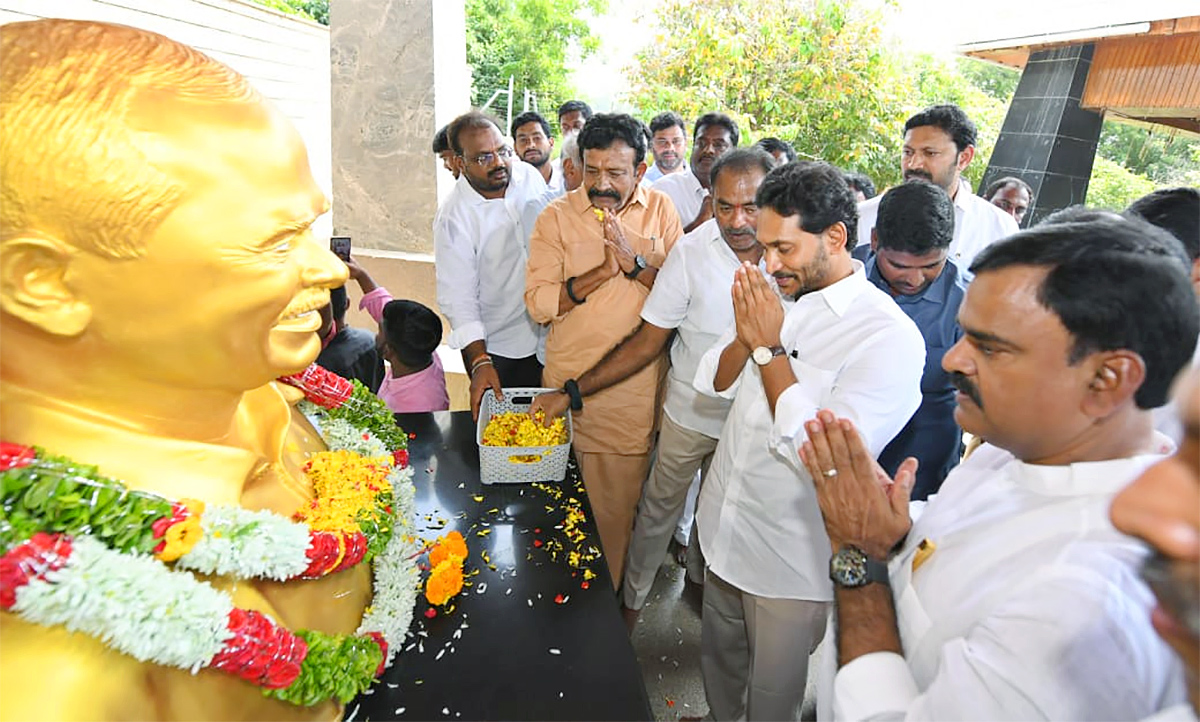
left=476, top=387, right=573, bottom=485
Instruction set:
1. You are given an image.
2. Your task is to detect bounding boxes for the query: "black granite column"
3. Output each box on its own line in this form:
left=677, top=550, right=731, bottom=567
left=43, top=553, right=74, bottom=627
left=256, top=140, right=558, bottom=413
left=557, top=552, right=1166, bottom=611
left=980, top=44, right=1105, bottom=227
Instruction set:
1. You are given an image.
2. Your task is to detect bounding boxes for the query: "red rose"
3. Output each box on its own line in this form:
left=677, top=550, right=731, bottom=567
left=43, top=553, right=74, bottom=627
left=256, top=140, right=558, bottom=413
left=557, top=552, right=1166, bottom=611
left=392, top=449, right=409, bottom=468
left=0, top=443, right=35, bottom=471
left=277, top=365, right=353, bottom=408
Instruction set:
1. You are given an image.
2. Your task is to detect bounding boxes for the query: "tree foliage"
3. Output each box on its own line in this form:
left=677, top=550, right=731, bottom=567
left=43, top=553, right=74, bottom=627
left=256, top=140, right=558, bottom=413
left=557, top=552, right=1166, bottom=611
left=466, top=0, right=607, bottom=117
left=1097, top=119, right=1200, bottom=186
left=249, top=0, right=327, bottom=24
left=1086, top=156, right=1159, bottom=211
left=625, top=0, right=1015, bottom=192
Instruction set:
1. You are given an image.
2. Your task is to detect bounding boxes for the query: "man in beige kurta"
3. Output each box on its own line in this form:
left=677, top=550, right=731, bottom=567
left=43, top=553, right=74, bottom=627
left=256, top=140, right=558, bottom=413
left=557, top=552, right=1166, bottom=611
left=525, top=113, right=683, bottom=587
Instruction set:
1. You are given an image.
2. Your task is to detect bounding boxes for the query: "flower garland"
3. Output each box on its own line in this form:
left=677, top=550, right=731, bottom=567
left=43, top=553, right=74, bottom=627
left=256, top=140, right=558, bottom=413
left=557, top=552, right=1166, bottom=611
left=0, top=364, right=425, bottom=707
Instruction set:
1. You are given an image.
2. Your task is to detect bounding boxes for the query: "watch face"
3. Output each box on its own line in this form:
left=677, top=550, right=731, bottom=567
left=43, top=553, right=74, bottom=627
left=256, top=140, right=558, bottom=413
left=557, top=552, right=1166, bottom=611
left=752, top=346, right=772, bottom=365
left=830, top=546, right=869, bottom=587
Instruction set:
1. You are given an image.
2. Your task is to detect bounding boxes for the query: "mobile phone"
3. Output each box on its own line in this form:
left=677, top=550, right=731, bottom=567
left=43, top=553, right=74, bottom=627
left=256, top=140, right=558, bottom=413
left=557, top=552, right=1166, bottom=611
left=330, top=236, right=351, bottom=261
left=1141, top=550, right=1200, bottom=637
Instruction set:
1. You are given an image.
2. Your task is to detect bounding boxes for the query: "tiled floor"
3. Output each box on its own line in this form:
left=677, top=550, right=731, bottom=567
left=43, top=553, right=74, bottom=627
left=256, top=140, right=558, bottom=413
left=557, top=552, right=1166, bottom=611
left=630, top=552, right=823, bottom=721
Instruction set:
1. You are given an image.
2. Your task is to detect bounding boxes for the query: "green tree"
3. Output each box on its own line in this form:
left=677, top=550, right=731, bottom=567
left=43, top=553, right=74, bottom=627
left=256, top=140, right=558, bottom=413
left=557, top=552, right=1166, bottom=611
left=466, top=0, right=607, bottom=119
left=1086, top=156, right=1158, bottom=210
left=627, top=0, right=911, bottom=186
left=249, top=0, right=327, bottom=24
left=626, top=0, right=1015, bottom=192
left=1097, top=119, right=1200, bottom=185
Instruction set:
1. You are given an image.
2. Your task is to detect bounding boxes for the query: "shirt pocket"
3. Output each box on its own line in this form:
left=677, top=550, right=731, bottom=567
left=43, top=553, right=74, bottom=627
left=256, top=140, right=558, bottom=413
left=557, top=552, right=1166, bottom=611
left=563, top=229, right=607, bottom=279
left=784, top=355, right=839, bottom=416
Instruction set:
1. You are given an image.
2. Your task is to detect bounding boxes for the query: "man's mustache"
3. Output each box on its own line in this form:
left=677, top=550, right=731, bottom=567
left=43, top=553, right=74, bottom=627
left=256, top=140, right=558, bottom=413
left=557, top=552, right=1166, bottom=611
left=904, top=169, right=933, bottom=182
left=588, top=188, right=622, bottom=202
left=949, top=371, right=983, bottom=409
left=723, top=226, right=756, bottom=239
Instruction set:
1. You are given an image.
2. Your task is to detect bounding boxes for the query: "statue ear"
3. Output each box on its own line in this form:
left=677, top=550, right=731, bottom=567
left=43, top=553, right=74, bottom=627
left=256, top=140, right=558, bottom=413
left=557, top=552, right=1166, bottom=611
left=0, top=236, right=92, bottom=336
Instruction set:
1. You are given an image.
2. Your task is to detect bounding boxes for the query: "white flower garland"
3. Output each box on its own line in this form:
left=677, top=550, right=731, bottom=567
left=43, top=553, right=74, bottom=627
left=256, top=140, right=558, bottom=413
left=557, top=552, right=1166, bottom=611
left=13, top=535, right=234, bottom=671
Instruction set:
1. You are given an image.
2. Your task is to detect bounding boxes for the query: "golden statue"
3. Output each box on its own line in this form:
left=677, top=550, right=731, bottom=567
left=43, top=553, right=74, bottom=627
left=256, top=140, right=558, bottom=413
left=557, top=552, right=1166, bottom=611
left=0, top=19, right=371, bottom=720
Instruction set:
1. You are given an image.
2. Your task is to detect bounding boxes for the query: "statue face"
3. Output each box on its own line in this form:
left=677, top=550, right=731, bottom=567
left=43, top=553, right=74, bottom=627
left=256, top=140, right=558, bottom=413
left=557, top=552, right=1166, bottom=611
left=69, top=93, right=347, bottom=391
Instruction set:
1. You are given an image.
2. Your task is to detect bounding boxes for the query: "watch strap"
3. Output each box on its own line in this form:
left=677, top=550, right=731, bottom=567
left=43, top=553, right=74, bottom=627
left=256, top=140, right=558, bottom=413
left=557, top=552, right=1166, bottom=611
left=565, top=276, right=586, bottom=304
left=562, top=379, right=583, bottom=411
left=624, top=254, right=647, bottom=280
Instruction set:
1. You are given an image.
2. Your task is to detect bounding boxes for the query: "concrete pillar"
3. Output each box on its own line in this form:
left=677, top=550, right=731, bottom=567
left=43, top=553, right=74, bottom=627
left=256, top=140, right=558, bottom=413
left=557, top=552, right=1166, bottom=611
left=329, top=0, right=469, bottom=253
left=981, top=44, right=1105, bottom=227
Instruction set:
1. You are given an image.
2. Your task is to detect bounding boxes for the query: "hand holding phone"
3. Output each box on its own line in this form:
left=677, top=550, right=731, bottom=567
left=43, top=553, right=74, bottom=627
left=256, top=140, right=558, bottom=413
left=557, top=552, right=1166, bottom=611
left=330, top=236, right=351, bottom=261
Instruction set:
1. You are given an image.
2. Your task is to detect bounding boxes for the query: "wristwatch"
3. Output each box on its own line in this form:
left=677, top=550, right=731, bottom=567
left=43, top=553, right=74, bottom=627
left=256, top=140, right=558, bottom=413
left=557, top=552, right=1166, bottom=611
left=751, top=345, right=786, bottom=366
left=624, top=254, right=647, bottom=279
left=829, top=545, right=889, bottom=588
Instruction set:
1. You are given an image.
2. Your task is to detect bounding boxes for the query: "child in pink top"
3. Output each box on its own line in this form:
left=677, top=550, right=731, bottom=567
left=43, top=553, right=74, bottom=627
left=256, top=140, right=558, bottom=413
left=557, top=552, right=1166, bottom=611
left=359, top=287, right=450, bottom=413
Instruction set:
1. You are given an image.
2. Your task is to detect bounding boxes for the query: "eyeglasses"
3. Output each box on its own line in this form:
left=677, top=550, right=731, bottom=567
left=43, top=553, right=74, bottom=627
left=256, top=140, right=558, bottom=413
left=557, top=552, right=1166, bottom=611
left=461, top=146, right=514, bottom=167
left=653, top=138, right=686, bottom=149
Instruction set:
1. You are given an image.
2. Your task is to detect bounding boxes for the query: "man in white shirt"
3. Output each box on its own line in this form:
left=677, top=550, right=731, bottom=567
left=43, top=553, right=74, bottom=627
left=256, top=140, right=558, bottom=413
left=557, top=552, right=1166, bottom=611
left=642, top=111, right=688, bottom=184
left=512, top=111, right=565, bottom=196
left=654, top=112, right=739, bottom=234
left=529, top=148, right=777, bottom=625
left=798, top=210, right=1199, bottom=720
left=855, top=104, right=1017, bottom=272
left=693, top=161, right=925, bottom=721
left=436, top=111, right=551, bottom=417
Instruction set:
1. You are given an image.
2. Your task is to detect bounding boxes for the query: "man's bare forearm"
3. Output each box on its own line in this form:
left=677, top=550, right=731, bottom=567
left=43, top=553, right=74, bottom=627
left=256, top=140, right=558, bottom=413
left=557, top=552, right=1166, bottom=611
left=557, top=262, right=614, bottom=315
left=578, top=322, right=673, bottom=397
left=634, top=266, right=659, bottom=290
left=461, top=339, right=488, bottom=367
left=835, top=583, right=903, bottom=667
left=713, top=339, right=751, bottom=392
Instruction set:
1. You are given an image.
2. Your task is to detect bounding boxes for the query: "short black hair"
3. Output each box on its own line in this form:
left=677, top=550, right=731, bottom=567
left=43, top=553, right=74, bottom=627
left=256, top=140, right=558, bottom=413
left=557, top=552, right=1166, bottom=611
left=578, top=113, right=648, bottom=167
left=432, top=125, right=450, bottom=155
left=753, top=137, right=796, bottom=163
left=649, top=111, right=686, bottom=136
left=904, top=104, right=977, bottom=153
left=447, top=110, right=501, bottom=155
left=875, top=180, right=954, bottom=254
left=557, top=100, right=592, bottom=122
left=755, top=161, right=860, bottom=252
left=983, top=176, right=1033, bottom=201
left=330, top=285, right=350, bottom=323
left=1126, top=186, right=1200, bottom=261
left=694, top=112, right=740, bottom=146
left=844, top=171, right=877, bottom=200
left=709, top=147, right=775, bottom=188
left=970, top=209, right=1199, bottom=409
left=511, top=111, right=551, bottom=139
left=380, top=299, right=442, bottom=370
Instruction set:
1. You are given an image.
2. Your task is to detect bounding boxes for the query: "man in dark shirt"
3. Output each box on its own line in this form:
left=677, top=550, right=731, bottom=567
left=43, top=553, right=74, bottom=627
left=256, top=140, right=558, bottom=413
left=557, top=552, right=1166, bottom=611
left=316, top=285, right=385, bottom=392
left=866, top=180, right=967, bottom=499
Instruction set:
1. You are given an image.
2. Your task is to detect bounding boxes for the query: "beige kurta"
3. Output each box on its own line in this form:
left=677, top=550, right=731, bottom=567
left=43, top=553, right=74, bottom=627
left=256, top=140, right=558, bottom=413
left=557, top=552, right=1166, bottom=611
left=524, top=184, right=683, bottom=455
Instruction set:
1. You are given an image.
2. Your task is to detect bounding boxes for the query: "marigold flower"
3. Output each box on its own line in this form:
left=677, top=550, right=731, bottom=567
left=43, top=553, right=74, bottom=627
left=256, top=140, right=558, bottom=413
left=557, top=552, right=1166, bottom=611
left=157, top=516, right=203, bottom=562
left=424, top=559, right=464, bottom=606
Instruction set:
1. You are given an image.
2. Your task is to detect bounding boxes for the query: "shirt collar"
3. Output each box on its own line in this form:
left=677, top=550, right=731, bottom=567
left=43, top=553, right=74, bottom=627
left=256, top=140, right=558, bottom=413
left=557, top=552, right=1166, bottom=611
left=865, top=254, right=957, bottom=306
left=1008, top=435, right=1174, bottom=497
left=793, top=259, right=869, bottom=317
left=951, top=177, right=974, bottom=213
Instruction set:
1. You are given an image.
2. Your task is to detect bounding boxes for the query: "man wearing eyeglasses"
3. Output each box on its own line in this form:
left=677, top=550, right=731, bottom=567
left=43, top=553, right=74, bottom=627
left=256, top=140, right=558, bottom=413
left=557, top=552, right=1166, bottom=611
left=643, top=111, right=688, bottom=185
left=435, top=111, right=553, bottom=419
left=653, top=112, right=740, bottom=234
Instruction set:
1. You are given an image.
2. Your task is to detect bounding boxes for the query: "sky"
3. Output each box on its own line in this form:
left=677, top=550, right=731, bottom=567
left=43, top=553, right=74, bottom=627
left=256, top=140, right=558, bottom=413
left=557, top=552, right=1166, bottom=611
left=568, top=0, right=1198, bottom=111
